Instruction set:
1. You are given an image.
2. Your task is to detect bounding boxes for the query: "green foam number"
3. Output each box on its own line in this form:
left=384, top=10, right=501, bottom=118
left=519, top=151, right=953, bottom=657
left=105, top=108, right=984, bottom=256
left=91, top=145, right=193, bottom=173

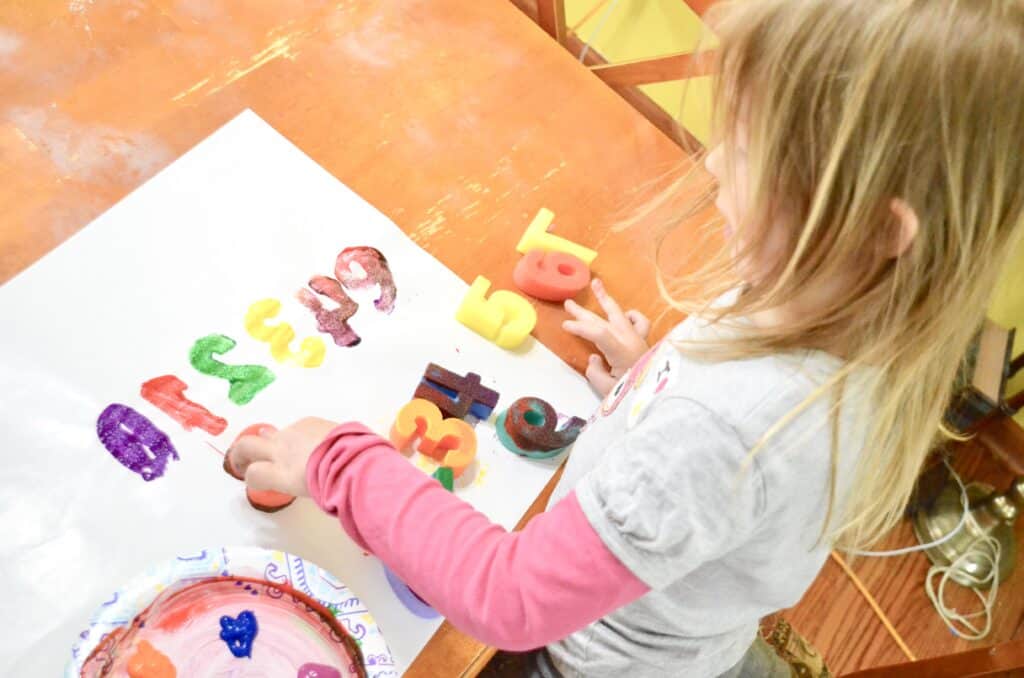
left=189, top=334, right=275, bottom=405
left=432, top=466, right=454, bottom=492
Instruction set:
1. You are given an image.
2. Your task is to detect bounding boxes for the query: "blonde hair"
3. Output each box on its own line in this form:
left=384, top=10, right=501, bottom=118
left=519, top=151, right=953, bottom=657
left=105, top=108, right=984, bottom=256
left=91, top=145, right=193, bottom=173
left=651, top=0, right=1024, bottom=550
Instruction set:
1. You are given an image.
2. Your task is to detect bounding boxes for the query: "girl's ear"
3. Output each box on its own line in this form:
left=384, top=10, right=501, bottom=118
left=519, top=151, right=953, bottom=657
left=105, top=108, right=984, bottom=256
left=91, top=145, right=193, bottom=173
left=888, top=198, right=920, bottom=258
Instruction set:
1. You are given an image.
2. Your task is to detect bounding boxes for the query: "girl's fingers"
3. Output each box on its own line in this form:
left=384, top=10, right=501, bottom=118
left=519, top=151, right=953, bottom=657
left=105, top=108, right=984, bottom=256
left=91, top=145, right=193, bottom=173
left=585, top=354, right=618, bottom=396
left=563, top=298, right=605, bottom=325
left=591, top=279, right=628, bottom=326
left=564, top=320, right=631, bottom=365
left=562, top=320, right=611, bottom=346
left=243, top=460, right=288, bottom=493
left=626, top=309, right=652, bottom=339
left=227, top=434, right=277, bottom=476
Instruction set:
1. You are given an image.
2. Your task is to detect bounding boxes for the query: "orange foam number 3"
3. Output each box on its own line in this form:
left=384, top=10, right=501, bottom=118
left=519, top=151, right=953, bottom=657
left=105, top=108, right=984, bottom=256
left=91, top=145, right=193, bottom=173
left=455, top=276, right=537, bottom=350
left=389, top=399, right=477, bottom=478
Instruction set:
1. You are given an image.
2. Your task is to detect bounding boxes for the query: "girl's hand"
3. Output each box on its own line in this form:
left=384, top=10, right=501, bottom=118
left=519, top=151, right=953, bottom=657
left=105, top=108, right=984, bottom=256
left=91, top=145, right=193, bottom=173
left=562, top=279, right=651, bottom=395
left=226, top=417, right=338, bottom=497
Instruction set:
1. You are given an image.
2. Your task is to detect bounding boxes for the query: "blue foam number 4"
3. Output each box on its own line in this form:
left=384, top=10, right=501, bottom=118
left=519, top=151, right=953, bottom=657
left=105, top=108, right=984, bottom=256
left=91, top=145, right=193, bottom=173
left=189, top=334, right=275, bottom=405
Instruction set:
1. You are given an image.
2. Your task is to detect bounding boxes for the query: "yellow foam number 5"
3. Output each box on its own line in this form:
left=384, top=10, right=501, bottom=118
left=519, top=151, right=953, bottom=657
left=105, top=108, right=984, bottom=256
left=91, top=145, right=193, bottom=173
left=245, top=298, right=326, bottom=368
left=455, top=276, right=537, bottom=350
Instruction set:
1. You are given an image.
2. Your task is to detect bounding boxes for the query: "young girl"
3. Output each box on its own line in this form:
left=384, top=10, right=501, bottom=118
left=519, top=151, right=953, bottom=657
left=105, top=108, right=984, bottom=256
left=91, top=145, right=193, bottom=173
left=227, top=1, right=1024, bottom=675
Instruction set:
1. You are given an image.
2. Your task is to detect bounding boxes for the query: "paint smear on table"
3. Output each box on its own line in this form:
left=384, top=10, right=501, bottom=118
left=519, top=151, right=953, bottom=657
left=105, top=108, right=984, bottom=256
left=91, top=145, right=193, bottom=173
left=7, top=107, right=173, bottom=185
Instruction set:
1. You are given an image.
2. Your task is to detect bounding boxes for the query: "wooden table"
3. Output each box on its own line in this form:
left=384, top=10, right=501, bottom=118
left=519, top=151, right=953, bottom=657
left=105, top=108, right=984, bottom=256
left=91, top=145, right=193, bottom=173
left=0, top=1, right=704, bottom=675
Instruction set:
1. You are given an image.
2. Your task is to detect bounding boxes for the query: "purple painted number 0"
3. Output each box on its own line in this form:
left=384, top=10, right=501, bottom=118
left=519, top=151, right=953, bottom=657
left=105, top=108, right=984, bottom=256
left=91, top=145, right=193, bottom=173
left=96, top=404, right=180, bottom=481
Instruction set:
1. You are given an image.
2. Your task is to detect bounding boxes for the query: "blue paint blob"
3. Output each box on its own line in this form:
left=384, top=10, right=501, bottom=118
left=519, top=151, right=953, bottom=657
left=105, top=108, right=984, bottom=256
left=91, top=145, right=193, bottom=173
left=220, top=610, right=258, bottom=658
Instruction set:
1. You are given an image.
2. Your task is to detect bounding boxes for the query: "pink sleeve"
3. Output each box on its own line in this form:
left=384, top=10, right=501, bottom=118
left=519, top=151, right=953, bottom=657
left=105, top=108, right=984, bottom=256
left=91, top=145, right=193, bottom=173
left=306, top=423, right=649, bottom=651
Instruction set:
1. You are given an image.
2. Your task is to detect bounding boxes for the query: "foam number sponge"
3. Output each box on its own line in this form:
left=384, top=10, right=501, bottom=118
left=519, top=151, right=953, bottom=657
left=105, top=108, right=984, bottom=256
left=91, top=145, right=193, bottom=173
left=432, top=466, right=455, bottom=492
left=390, top=399, right=477, bottom=477
left=413, top=362, right=500, bottom=421
left=513, top=249, right=590, bottom=302
left=223, top=423, right=296, bottom=513
left=515, top=208, right=597, bottom=265
left=455, top=276, right=537, bottom=350
left=496, top=397, right=586, bottom=459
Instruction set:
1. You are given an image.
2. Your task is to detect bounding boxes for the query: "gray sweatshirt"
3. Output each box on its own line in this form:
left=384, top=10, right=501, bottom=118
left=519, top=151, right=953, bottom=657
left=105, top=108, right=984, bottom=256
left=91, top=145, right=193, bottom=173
left=546, top=314, right=860, bottom=677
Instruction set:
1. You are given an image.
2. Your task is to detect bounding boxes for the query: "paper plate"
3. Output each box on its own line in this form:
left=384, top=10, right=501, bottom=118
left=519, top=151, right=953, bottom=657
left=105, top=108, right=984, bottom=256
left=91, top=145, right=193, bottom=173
left=66, top=546, right=396, bottom=678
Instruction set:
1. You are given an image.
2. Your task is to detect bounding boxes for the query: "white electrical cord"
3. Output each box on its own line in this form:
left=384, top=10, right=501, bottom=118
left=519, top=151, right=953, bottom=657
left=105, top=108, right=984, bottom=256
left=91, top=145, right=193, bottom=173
left=924, top=520, right=1000, bottom=640
left=840, top=456, right=999, bottom=640
left=845, top=457, right=969, bottom=557
left=578, top=0, right=624, bottom=63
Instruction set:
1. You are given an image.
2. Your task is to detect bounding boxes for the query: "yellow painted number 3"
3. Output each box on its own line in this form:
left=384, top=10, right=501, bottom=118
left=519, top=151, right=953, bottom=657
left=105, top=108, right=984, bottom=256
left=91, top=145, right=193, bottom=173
left=245, top=298, right=327, bottom=368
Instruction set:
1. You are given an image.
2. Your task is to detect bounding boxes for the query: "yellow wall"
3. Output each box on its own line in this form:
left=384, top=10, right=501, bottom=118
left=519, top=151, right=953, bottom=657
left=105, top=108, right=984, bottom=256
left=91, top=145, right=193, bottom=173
left=990, top=242, right=1024, bottom=420
left=567, top=0, right=1024, bottom=419
left=566, top=0, right=714, bottom=144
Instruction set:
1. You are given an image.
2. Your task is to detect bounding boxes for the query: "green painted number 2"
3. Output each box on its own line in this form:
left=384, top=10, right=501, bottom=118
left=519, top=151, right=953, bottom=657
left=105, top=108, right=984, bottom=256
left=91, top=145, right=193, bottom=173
left=189, top=334, right=275, bottom=405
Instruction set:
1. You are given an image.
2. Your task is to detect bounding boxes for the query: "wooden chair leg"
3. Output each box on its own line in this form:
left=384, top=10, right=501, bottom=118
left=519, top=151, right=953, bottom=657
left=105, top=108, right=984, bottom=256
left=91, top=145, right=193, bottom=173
left=589, top=50, right=717, bottom=87
left=537, top=0, right=567, bottom=44
left=1005, top=389, right=1024, bottom=414
left=1009, top=351, right=1024, bottom=377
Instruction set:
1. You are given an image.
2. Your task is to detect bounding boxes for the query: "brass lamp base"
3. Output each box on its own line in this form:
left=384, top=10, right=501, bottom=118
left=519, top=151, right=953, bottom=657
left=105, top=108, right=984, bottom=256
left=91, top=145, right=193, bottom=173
left=912, top=481, right=1016, bottom=588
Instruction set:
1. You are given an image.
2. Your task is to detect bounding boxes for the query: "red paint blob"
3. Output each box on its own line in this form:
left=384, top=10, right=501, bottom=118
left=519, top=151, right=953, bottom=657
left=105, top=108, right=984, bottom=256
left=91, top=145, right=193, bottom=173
left=141, top=375, right=227, bottom=435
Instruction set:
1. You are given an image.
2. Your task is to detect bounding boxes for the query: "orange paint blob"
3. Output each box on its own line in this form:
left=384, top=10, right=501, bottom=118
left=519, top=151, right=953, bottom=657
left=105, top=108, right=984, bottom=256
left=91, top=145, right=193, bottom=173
left=127, top=640, right=176, bottom=678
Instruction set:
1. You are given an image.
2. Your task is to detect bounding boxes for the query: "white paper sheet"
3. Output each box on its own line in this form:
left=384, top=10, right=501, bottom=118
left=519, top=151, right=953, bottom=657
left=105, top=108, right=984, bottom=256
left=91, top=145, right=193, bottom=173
left=0, top=110, right=597, bottom=675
